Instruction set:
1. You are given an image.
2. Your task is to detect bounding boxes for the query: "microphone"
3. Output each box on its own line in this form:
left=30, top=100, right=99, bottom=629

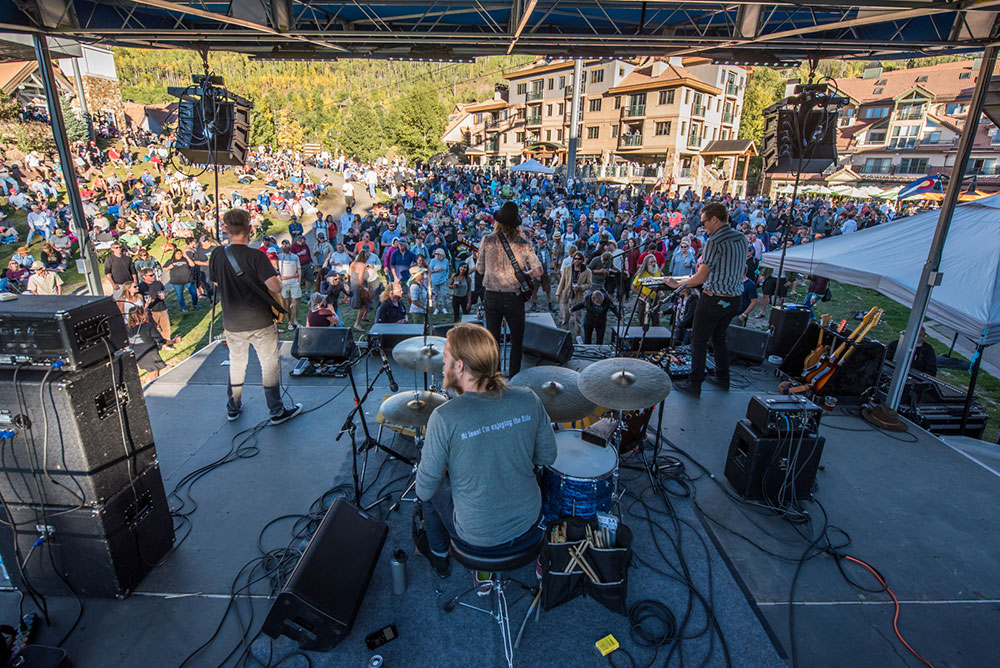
left=379, top=346, right=398, bottom=392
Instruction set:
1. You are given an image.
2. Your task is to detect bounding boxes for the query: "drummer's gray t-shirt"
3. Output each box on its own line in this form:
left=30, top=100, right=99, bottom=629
left=416, top=386, right=557, bottom=547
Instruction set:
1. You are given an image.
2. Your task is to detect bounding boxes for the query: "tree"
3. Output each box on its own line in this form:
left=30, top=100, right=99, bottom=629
left=249, top=105, right=276, bottom=149
left=340, top=100, right=383, bottom=162
left=738, top=67, right=785, bottom=147
left=61, top=97, right=89, bottom=142
left=386, top=82, right=446, bottom=162
left=275, top=108, right=304, bottom=149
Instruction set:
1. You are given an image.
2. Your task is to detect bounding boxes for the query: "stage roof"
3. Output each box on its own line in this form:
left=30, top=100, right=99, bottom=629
left=1, top=1, right=999, bottom=62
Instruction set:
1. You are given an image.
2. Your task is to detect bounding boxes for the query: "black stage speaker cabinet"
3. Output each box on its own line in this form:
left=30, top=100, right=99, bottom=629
left=175, top=99, right=250, bottom=166
left=780, top=322, right=886, bottom=403
left=724, top=419, right=826, bottom=504
left=368, top=324, right=425, bottom=351
left=762, top=108, right=838, bottom=174
left=291, top=327, right=356, bottom=361
left=0, top=462, right=174, bottom=598
left=523, top=321, right=574, bottom=363
left=0, top=295, right=128, bottom=370
left=0, top=350, right=156, bottom=506
left=262, top=499, right=388, bottom=651
left=611, top=326, right=673, bottom=353
left=767, top=306, right=811, bottom=358
left=727, top=324, right=769, bottom=363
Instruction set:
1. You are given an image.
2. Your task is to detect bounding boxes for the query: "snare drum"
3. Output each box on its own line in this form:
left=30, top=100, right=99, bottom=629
left=541, top=430, right=619, bottom=522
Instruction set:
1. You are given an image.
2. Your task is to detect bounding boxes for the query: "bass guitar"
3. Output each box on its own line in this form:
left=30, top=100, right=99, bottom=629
left=801, top=307, right=879, bottom=384
left=809, top=308, right=882, bottom=392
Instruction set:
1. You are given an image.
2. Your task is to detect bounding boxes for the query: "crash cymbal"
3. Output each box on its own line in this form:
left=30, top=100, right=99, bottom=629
left=379, top=390, right=449, bottom=427
left=392, top=336, right=447, bottom=374
left=578, top=357, right=671, bottom=410
left=510, top=365, right=596, bottom=422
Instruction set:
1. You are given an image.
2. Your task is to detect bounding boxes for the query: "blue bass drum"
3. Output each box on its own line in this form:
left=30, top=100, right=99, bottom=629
left=542, top=430, right=618, bottom=522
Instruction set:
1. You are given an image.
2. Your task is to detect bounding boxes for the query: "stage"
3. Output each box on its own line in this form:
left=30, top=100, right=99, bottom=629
left=0, top=340, right=997, bottom=667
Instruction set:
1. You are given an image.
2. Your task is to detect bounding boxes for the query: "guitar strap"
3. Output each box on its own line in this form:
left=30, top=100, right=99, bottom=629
left=497, top=231, right=530, bottom=291
left=223, top=245, right=287, bottom=316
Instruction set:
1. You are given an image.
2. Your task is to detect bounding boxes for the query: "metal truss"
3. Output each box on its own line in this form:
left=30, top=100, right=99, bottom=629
left=1, top=0, right=998, bottom=61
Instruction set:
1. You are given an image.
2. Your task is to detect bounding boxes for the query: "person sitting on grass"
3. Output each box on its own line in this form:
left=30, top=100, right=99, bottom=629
left=305, top=292, right=339, bottom=327
left=375, top=281, right=407, bottom=324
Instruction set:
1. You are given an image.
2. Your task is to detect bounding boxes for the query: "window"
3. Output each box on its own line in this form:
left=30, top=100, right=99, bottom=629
left=876, top=79, right=887, bottom=85
left=916, top=75, right=928, bottom=83
left=959, top=72, right=971, bottom=80
left=502, top=109, right=508, bottom=120
left=588, top=98, right=602, bottom=112
left=619, top=67, right=625, bottom=77
left=475, top=134, right=482, bottom=144
left=546, top=104, right=552, bottom=117
left=558, top=76, right=565, bottom=89
left=873, top=88, right=884, bottom=95
left=546, top=129, right=552, bottom=141
left=658, top=90, right=675, bottom=105
left=516, top=131, right=526, bottom=143
left=590, top=69, right=604, bottom=84
left=614, top=96, right=621, bottom=110
left=503, top=133, right=507, bottom=144
left=548, top=77, right=554, bottom=90
left=946, top=103, right=968, bottom=115
left=475, top=113, right=482, bottom=124
left=925, top=131, right=941, bottom=144
left=684, top=89, right=690, bottom=104
left=862, top=158, right=891, bottom=174
left=861, top=106, right=889, bottom=119
left=867, top=129, right=887, bottom=144
left=516, top=83, right=527, bottom=95
left=680, top=121, right=687, bottom=136
left=890, top=124, right=919, bottom=149
left=899, top=158, right=928, bottom=173
left=655, top=121, right=672, bottom=136
left=558, top=102, right=565, bottom=116
left=557, top=129, right=564, bottom=141
left=611, top=125, right=619, bottom=138
left=971, top=158, right=997, bottom=174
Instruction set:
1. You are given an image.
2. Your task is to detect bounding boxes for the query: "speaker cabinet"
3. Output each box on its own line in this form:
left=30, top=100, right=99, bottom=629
left=0, top=350, right=156, bottom=506
left=724, top=419, right=825, bottom=504
left=611, top=326, right=673, bottom=353
left=767, top=306, right=811, bottom=358
left=262, top=499, right=388, bottom=651
left=727, top=324, right=770, bottom=364
left=175, top=100, right=250, bottom=166
left=523, top=321, right=574, bottom=363
left=0, top=462, right=174, bottom=597
left=291, top=327, right=356, bottom=361
left=368, top=324, right=426, bottom=351
left=762, top=108, right=838, bottom=174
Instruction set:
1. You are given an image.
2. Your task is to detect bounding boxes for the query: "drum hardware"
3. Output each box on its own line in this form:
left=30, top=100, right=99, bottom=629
left=393, top=335, right=446, bottom=390
left=335, top=350, right=416, bottom=508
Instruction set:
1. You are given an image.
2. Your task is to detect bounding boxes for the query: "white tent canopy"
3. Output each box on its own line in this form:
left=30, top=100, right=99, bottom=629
left=760, top=194, right=1000, bottom=345
left=510, top=158, right=554, bottom=174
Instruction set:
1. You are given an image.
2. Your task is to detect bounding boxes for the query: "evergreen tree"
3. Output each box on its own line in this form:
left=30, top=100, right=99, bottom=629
left=340, top=101, right=383, bottom=162
left=61, top=97, right=89, bottom=142
left=386, top=82, right=446, bottom=162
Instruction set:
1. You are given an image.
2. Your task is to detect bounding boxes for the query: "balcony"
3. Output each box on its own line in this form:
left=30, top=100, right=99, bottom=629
left=888, top=137, right=917, bottom=150
left=726, top=82, right=739, bottom=96
left=622, top=104, right=646, bottom=118
left=895, top=109, right=924, bottom=121
left=486, top=140, right=500, bottom=153
left=526, top=114, right=543, bottom=127
left=692, top=103, right=706, bottom=118
left=526, top=89, right=544, bottom=102
left=687, top=134, right=701, bottom=148
left=679, top=167, right=692, bottom=179
left=485, top=118, right=501, bottom=131
left=723, top=111, right=734, bottom=125
left=620, top=134, right=643, bottom=147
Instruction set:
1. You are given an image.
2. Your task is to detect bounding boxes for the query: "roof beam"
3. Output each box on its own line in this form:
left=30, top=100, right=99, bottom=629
left=508, top=0, right=539, bottom=53
left=121, top=0, right=349, bottom=52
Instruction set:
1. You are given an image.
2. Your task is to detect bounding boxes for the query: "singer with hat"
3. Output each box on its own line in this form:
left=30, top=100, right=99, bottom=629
left=475, top=201, right=542, bottom=377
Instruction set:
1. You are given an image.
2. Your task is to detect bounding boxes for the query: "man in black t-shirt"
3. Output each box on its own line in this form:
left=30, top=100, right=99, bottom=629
left=208, top=209, right=301, bottom=425
left=104, top=242, right=136, bottom=296
left=138, top=268, right=177, bottom=345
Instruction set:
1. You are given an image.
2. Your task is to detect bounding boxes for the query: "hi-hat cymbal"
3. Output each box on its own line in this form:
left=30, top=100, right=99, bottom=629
left=510, top=365, right=596, bottom=422
left=578, top=357, right=671, bottom=410
left=392, top=336, right=447, bottom=373
left=379, top=390, right=449, bottom=427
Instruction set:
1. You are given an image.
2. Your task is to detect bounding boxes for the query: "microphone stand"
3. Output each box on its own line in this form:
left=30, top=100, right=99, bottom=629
left=614, top=235, right=668, bottom=356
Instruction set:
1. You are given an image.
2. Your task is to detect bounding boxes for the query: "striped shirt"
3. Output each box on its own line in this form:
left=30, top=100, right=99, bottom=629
left=701, top=225, right=748, bottom=296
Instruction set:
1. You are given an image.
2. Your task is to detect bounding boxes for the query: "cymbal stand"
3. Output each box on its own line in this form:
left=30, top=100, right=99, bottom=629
left=387, top=431, right=424, bottom=514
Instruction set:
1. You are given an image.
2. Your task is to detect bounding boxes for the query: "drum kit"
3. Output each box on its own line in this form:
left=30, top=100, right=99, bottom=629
left=376, top=333, right=671, bottom=522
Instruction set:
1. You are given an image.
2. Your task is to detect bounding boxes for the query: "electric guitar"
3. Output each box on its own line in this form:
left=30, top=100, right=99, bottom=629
left=804, top=308, right=883, bottom=392
left=801, top=307, right=878, bottom=384
left=802, top=314, right=834, bottom=369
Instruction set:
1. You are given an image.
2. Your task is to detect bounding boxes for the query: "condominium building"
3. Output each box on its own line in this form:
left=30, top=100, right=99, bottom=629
left=443, top=57, right=754, bottom=194
left=768, top=59, right=1000, bottom=193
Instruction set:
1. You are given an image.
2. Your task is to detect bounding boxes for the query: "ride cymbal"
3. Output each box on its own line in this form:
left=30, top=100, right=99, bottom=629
left=510, top=365, right=597, bottom=422
left=578, top=357, right=671, bottom=410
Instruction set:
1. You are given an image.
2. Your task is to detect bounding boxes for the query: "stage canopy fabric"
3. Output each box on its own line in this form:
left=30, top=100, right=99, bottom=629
left=1, top=1, right=997, bottom=61
left=760, top=194, right=1000, bottom=345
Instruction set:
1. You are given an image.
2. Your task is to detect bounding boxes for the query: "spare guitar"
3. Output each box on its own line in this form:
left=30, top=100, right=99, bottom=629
left=809, top=308, right=882, bottom=392
left=802, top=314, right=834, bottom=369
left=801, top=307, right=879, bottom=383
left=786, top=307, right=882, bottom=395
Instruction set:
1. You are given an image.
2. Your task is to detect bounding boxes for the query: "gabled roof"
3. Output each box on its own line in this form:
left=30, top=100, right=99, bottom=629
left=831, top=60, right=991, bottom=105
left=607, top=60, right=720, bottom=96
left=0, top=60, right=35, bottom=96
left=465, top=99, right=507, bottom=112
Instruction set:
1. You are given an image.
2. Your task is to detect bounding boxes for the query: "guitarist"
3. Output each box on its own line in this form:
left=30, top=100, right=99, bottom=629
left=208, top=209, right=302, bottom=426
left=475, top=201, right=542, bottom=377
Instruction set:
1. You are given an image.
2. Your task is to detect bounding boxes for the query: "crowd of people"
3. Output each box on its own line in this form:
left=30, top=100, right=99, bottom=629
left=0, top=100, right=938, bottom=380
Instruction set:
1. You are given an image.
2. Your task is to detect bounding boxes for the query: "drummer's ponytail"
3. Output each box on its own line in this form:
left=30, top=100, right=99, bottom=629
left=485, top=370, right=509, bottom=396
left=446, top=323, right=508, bottom=397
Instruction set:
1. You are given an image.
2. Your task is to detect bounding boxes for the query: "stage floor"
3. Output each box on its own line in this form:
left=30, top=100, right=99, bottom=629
left=0, top=341, right=996, bottom=667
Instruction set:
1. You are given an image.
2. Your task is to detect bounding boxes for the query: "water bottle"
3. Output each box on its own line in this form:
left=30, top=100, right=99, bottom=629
left=391, top=549, right=407, bottom=595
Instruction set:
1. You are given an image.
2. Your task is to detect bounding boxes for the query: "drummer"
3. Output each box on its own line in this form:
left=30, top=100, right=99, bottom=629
left=415, top=323, right=557, bottom=581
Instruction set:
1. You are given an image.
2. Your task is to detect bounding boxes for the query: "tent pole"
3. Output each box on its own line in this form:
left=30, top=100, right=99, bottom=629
left=33, top=33, right=104, bottom=297
left=960, top=341, right=986, bottom=434
left=885, top=45, right=998, bottom=411
left=947, top=331, right=958, bottom=357
left=567, top=59, right=582, bottom=184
